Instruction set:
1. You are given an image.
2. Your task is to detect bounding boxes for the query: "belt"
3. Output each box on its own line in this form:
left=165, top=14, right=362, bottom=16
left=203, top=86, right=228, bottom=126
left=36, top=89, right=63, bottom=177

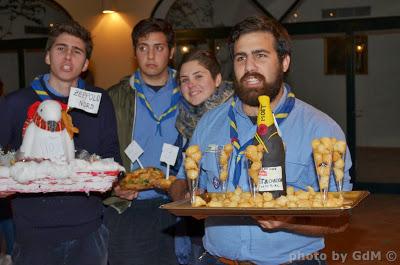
left=198, top=252, right=255, bottom=265
left=218, top=257, right=255, bottom=265
left=198, top=251, right=321, bottom=265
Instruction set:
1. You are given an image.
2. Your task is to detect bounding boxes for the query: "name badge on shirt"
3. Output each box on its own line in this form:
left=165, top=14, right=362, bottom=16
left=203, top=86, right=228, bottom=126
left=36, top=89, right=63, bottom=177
left=212, top=176, right=221, bottom=189
left=68, top=87, right=102, bottom=114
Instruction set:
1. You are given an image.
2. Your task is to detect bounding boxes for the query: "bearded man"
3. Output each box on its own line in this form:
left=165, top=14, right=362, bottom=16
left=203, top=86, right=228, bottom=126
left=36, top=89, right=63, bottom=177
left=170, top=15, right=352, bottom=265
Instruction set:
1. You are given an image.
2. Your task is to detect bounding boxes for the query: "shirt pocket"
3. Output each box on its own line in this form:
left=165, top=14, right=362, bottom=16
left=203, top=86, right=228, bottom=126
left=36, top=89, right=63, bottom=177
left=285, top=150, right=315, bottom=190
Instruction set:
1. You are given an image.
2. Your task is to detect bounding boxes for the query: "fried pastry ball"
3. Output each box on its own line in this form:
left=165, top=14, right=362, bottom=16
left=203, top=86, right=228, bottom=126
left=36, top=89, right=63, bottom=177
left=333, top=168, right=344, bottom=181
left=218, top=143, right=233, bottom=183
left=286, top=186, right=295, bottom=196
left=191, top=151, right=202, bottom=163
left=184, top=157, right=197, bottom=171
left=186, top=145, right=200, bottom=156
left=219, top=170, right=228, bottom=181
left=193, top=184, right=345, bottom=209
left=223, top=143, right=233, bottom=155
left=334, top=140, right=346, bottom=154
left=207, top=200, right=224, bottom=207
left=184, top=145, right=202, bottom=181
left=311, top=139, right=321, bottom=150
left=186, top=169, right=199, bottom=180
left=192, top=196, right=207, bottom=207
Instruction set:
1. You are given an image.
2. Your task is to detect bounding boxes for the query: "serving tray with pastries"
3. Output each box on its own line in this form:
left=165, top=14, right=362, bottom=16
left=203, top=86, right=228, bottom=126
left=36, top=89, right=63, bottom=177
left=120, top=167, right=176, bottom=191
left=160, top=189, right=369, bottom=217
left=0, top=158, right=123, bottom=193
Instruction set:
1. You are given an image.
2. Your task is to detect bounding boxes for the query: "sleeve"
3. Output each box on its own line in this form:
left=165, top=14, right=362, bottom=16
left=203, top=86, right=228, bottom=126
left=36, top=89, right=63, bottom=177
left=98, top=91, right=122, bottom=164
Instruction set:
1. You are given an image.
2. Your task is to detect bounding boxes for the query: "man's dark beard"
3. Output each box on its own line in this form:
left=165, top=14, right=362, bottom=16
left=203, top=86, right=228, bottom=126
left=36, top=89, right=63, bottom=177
left=234, top=71, right=283, bottom=107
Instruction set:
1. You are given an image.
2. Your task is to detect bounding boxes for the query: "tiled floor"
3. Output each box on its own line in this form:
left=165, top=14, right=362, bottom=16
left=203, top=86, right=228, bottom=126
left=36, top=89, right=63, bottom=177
left=323, top=194, right=400, bottom=264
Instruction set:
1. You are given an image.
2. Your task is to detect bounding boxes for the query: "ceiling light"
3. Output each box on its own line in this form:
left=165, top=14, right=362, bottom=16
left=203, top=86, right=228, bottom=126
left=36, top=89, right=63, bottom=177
left=102, top=0, right=117, bottom=14
left=181, top=46, right=189, bottom=53
left=356, top=44, right=364, bottom=53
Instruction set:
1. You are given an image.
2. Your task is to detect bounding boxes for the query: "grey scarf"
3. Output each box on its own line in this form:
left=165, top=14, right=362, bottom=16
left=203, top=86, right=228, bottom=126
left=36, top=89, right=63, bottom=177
left=176, top=81, right=234, bottom=139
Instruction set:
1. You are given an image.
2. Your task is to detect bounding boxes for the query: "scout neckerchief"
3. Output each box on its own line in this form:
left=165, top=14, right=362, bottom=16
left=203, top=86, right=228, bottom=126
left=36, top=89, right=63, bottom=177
left=230, top=84, right=296, bottom=187
left=274, top=84, right=295, bottom=124
left=30, top=74, right=86, bottom=101
left=131, top=68, right=180, bottom=136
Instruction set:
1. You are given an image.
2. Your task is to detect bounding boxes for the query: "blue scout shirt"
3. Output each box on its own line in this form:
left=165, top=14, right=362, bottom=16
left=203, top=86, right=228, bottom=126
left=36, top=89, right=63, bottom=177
left=177, top=85, right=352, bottom=264
left=132, top=71, right=180, bottom=200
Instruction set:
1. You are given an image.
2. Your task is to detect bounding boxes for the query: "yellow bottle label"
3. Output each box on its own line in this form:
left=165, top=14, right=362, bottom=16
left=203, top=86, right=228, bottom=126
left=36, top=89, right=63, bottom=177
left=257, top=96, right=274, bottom=136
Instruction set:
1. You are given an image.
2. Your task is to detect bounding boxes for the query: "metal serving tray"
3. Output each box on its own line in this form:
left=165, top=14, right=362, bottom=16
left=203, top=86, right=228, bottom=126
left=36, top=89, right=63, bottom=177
left=160, top=191, right=369, bottom=217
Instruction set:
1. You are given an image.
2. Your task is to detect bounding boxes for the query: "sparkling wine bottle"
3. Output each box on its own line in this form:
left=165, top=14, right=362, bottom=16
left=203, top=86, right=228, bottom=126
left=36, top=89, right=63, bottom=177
left=254, top=95, right=287, bottom=198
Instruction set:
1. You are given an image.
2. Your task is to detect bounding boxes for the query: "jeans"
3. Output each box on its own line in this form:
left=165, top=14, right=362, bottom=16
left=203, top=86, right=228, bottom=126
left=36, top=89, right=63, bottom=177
left=175, top=217, right=205, bottom=265
left=0, top=218, right=15, bottom=255
left=12, top=224, right=109, bottom=265
left=105, top=198, right=178, bottom=265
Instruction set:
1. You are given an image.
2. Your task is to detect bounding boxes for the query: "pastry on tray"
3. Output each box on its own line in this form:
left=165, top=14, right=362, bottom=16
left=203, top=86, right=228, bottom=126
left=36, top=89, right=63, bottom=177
left=120, top=167, right=176, bottom=191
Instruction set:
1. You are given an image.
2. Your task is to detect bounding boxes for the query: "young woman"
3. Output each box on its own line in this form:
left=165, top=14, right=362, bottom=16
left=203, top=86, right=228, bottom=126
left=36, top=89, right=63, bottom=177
left=175, top=50, right=233, bottom=148
left=173, top=50, right=234, bottom=265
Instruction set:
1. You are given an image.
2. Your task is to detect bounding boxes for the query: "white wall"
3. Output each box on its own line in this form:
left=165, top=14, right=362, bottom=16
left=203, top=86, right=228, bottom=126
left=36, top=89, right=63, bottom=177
left=287, top=37, right=347, bottom=130
left=56, top=0, right=158, bottom=88
left=356, top=32, right=400, bottom=147
left=287, top=32, right=400, bottom=148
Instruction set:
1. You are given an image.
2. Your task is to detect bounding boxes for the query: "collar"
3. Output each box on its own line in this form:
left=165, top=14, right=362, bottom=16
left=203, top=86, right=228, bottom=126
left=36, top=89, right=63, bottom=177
left=232, top=98, right=254, bottom=128
left=273, top=83, right=289, bottom=113
left=43, top=74, right=66, bottom=98
left=129, top=67, right=176, bottom=95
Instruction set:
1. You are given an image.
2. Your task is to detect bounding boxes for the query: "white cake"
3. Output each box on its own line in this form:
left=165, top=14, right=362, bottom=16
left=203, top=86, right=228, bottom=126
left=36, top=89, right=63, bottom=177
left=0, top=99, right=123, bottom=193
left=0, top=158, right=123, bottom=193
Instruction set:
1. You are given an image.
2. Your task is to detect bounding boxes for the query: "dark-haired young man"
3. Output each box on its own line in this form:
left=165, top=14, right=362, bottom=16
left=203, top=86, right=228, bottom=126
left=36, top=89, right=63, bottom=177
left=105, top=18, right=179, bottom=265
left=0, top=21, right=120, bottom=265
left=171, top=15, right=352, bottom=265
